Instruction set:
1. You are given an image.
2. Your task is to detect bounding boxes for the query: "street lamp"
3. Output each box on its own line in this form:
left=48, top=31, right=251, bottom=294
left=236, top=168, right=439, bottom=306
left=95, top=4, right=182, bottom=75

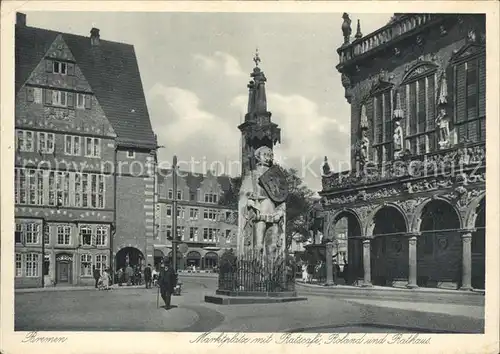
left=172, top=155, right=179, bottom=272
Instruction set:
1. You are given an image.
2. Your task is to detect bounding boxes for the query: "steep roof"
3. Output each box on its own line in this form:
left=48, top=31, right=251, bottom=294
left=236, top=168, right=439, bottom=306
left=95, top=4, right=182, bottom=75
left=158, top=168, right=234, bottom=195
left=15, top=23, right=157, bottom=150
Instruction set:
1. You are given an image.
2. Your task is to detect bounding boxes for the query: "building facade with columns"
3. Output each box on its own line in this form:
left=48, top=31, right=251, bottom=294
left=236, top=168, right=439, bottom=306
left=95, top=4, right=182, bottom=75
left=14, top=13, right=157, bottom=288
left=320, top=14, right=485, bottom=290
left=154, top=169, right=238, bottom=271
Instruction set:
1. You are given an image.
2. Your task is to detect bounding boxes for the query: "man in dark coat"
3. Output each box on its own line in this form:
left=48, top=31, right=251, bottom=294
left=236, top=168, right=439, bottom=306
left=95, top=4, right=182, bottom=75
left=93, top=266, right=100, bottom=288
left=158, top=259, right=177, bottom=309
left=144, top=263, right=152, bottom=289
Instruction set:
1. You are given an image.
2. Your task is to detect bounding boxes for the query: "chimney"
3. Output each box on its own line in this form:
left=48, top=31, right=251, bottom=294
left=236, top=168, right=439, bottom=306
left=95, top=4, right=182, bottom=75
left=16, top=13, right=26, bottom=27
left=90, top=27, right=100, bottom=46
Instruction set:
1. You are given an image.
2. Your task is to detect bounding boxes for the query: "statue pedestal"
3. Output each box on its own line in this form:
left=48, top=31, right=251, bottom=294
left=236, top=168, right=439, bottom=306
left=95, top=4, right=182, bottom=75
left=204, top=250, right=307, bottom=305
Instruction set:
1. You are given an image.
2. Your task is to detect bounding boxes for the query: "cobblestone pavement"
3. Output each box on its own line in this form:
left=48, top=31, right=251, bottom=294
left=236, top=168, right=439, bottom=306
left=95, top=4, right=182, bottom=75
left=14, top=275, right=484, bottom=333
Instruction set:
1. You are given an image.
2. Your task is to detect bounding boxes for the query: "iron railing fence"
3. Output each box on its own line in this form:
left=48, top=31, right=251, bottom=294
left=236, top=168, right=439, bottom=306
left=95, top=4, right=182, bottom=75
left=218, top=250, right=295, bottom=292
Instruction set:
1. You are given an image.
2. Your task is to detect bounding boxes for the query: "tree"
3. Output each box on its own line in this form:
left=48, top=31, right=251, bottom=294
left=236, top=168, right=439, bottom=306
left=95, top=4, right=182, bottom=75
left=283, top=167, right=315, bottom=247
left=218, top=175, right=242, bottom=210
left=218, top=166, right=316, bottom=248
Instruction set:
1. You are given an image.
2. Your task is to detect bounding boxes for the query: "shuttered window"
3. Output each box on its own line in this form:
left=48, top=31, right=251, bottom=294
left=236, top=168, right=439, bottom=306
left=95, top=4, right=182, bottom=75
left=372, top=88, right=393, bottom=163
left=403, top=65, right=437, bottom=155
left=454, top=54, right=485, bottom=143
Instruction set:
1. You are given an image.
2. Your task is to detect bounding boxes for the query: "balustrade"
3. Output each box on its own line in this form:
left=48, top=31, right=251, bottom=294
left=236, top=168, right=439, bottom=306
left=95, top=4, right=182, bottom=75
left=338, top=14, right=438, bottom=65
left=321, top=142, right=485, bottom=192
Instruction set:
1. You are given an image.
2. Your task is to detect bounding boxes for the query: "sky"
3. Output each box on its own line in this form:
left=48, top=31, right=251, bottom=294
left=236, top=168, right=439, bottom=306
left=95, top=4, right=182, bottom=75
left=24, top=11, right=391, bottom=192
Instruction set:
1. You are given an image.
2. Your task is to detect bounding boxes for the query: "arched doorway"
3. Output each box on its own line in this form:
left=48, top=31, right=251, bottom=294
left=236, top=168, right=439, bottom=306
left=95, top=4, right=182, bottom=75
left=116, top=247, right=144, bottom=272
left=186, top=251, right=202, bottom=269
left=472, top=198, right=485, bottom=289
left=328, top=211, right=363, bottom=285
left=154, top=249, right=164, bottom=271
left=55, top=253, right=73, bottom=285
left=370, top=206, right=408, bottom=286
left=204, top=252, right=219, bottom=270
left=418, top=199, right=461, bottom=288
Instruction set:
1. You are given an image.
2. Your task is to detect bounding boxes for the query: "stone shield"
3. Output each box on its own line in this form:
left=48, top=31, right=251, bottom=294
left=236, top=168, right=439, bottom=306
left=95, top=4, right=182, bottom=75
left=258, top=165, right=289, bottom=204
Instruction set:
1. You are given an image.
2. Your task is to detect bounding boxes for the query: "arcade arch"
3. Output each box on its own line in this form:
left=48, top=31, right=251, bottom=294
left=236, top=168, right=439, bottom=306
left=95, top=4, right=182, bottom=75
left=369, top=206, right=408, bottom=286
left=327, top=209, right=363, bottom=285
left=417, top=199, right=461, bottom=287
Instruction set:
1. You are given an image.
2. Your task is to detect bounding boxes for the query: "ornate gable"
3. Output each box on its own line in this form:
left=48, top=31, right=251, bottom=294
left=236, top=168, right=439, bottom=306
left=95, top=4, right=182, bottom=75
left=450, top=42, right=485, bottom=64
left=401, top=61, right=437, bottom=84
left=24, top=35, right=93, bottom=93
left=370, top=80, right=393, bottom=96
left=45, top=34, right=75, bottom=61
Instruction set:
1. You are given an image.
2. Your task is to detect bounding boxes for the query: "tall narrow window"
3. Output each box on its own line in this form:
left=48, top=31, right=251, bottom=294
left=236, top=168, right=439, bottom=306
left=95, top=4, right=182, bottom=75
left=80, top=225, right=92, bottom=246
left=95, top=254, right=107, bottom=271
left=25, top=253, right=39, bottom=277
left=16, top=254, right=22, bottom=277
left=16, top=130, right=34, bottom=152
left=48, top=171, right=56, bottom=206
left=80, top=254, right=92, bottom=276
left=25, top=223, right=40, bottom=244
left=38, top=132, right=55, bottom=154
left=371, top=82, right=394, bottom=163
left=65, top=135, right=81, bottom=156
left=85, top=138, right=101, bottom=157
left=57, top=225, right=71, bottom=245
left=402, top=62, right=438, bottom=155
left=453, top=43, right=486, bottom=143
left=75, top=173, right=82, bottom=207
left=96, top=226, right=108, bottom=246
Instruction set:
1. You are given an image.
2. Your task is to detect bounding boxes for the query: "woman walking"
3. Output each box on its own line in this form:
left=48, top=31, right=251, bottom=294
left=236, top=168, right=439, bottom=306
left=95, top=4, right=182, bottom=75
left=101, top=268, right=110, bottom=290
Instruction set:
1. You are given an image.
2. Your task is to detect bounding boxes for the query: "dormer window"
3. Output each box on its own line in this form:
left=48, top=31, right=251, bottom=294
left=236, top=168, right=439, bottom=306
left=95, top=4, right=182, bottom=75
left=53, top=61, right=67, bottom=75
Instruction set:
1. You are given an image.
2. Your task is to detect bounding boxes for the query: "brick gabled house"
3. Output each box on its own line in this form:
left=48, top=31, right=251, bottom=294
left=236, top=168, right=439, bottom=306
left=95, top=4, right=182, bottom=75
left=14, top=13, right=157, bottom=288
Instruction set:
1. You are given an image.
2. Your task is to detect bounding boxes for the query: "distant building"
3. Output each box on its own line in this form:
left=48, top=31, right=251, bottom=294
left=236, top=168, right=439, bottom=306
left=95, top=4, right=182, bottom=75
left=321, top=14, right=485, bottom=290
left=14, top=13, right=157, bottom=287
left=154, top=169, right=238, bottom=271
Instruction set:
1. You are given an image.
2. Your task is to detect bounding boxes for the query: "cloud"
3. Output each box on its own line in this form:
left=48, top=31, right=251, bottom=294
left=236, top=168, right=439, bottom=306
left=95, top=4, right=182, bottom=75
left=231, top=92, right=349, bottom=167
left=148, top=83, right=239, bottom=168
left=193, top=51, right=247, bottom=79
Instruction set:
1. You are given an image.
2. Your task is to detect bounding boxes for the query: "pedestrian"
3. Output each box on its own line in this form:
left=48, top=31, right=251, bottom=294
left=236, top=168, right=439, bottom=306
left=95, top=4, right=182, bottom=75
left=101, top=268, right=110, bottom=290
left=152, top=268, right=159, bottom=287
left=125, top=264, right=133, bottom=286
left=306, top=262, right=314, bottom=283
left=301, top=263, right=308, bottom=283
left=342, top=256, right=349, bottom=285
left=144, top=263, right=152, bottom=289
left=93, top=265, right=100, bottom=289
left=332, top=259, right=339, bottom=285
left=117, top=268, right=124, bottom=286
left=158, top=258, right=177, bottom=309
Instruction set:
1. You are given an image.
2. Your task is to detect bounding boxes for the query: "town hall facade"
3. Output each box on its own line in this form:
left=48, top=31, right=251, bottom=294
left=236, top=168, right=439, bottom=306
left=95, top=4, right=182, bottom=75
left=320, top=13, right=486, bottom=290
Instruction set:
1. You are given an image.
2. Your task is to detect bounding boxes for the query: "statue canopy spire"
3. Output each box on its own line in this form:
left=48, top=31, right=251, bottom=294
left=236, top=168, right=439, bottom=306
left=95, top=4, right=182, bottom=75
left=253, top=48, right=261, bottom=67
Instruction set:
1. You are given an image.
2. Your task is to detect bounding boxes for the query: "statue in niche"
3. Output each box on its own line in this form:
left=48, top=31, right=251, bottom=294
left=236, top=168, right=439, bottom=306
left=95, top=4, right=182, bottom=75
left=359, top=129, right=370, bottom=164
left=436, top=74, right=451, bottom=149
left=356, top=104, right=370, bottom=166
left=393, top=120, right=404, bottom=159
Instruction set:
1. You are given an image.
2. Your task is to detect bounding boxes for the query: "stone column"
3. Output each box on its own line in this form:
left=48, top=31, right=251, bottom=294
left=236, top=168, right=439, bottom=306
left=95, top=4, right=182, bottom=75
left=407, top=235, right=418, bottom=289
left=460, top=231, right=473, bottom=291
left=362, top=239, right=372, bottom=287
left=325, top=242, right=334, bottom=286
